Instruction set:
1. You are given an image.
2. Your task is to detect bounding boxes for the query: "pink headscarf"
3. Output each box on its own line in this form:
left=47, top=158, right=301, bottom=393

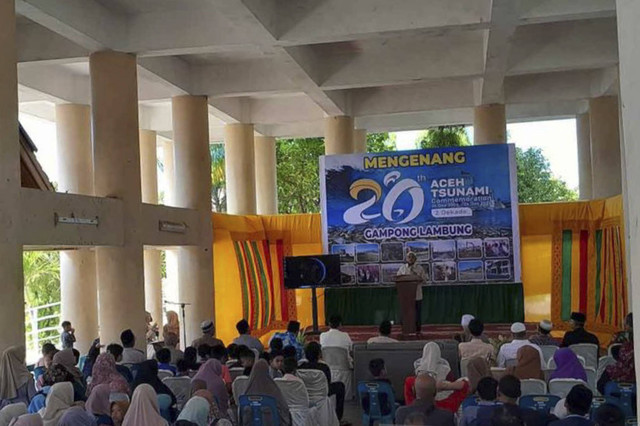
left=85, top=384, right=111, bottom=416
left=191, top=360, right=228, bottom=411
left=88, top=354, right=129, bottom=396
left=121, top=384, right=167, bottom=426
left=8, top=414, right=43, bottom=426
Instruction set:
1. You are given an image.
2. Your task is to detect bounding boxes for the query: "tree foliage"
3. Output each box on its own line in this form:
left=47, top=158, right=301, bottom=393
left=210, top=144, right=226, bottom=212
left=23, top=251, right=61, bottom=347
left=367, top=132, right=397, bottom=153
left=417, top=125, right=471, bottom=148
left=516, top=147, right=578, bottom=203
left=276, top=137, right=325, bottom=214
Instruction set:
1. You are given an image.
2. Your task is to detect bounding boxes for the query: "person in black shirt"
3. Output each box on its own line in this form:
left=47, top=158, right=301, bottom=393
left=561, top=312, right=600, bottom=348
left=298, top=342, right=346, bottom=421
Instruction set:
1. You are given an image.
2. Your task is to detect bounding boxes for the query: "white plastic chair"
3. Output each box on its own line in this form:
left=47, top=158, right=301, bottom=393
left=275, top=378, right=313, bottom=426
left=297, top=369, right=339, bottom=426
left=229, top=367, right=245, bottom=382
left=491, top=367, right=506, bottom=380
left=521, top=379, right=547, bottom=396
left=569, top=344, right=599, bottom=370
left=585, top=367, right=597, bottom=392
left=548, top=379, right=588, bottom=398
left=608, top=344, right=622, bottom=357
left=162, top=376, right=191, bottom=410
left=460, top=358, right=471, bottom=378
left=232, top=376, right=249, bottom=406
left=540, top=345, right=559, bottom=365
left=596, top=355, right=616, bottom=393
left=505, top=358, right=518, bottom=368
left=321, top=346, right=353, bottom=400
left=157, top=369, right=174, bottom=381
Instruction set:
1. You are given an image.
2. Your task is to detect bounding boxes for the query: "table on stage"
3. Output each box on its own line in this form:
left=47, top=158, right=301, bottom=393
left=324, top=282, right=524, bottom=326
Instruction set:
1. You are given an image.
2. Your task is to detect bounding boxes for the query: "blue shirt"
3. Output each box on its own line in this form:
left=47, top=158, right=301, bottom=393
left=270, top=331, right=303, bottom=360
left=158, top=363, right=177, bottom=375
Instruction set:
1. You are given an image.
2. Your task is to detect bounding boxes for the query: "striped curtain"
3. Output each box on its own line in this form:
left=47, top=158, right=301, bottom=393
left=551, top=221, right=627, bottom=333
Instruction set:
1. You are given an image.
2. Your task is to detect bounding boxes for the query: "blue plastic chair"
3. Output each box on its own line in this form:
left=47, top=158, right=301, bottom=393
left=626, top=417, right=638, bottom=425
left=157, top=393, right=173, bottom=423
left=33, top=366, right=46, bottom=380
left=605, top=382, right=637, bottom=418
left=78, top=355, right=87, bottom=371
left=357, top=381, right=396, bottom=426
left=519, top=395, right=561, bottom=413
left=238, top=395, right=281, bottom=426
left=590, top=396, right=626, bottom=420
left=462, top=395, right=480, bottom=409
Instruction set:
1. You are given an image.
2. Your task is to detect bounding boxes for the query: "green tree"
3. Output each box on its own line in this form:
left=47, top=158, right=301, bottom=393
left=516, top=147, right=578, bottom=203
left=23, top=251, right=61, bottom=347
left=367, top=132, right=397, bottom=152
left=417, top=125, right=471, bottom=148
left=276, top=137, right=325, bottom=214
left=210, top=144, right=226, bottom=212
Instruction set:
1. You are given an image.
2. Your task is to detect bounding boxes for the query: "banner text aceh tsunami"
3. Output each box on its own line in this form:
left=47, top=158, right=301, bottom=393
left=364, top=151, right=466, bottom=169
left=364, top=224, right=473, bottom=240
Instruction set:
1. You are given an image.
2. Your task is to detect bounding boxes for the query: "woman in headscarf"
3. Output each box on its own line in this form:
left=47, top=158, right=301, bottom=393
left=506, top=346, right=544, bottom=380
left=0, top=403, right=27, bottom=426
left=53, top=350, right=85, bottom=385
left=58, top=407, right=97, bottom=426
left=598, top=340, right=636, bottom=394
left=192, top=390, right=222, bottom=421
left=38, top=382, right=74, bottom=426
left=191, top=360, right=228, bottom=413
left=0, top=346, right=36, bottom=409
left=7, top=414, right=43, bottom=426
left=550, top=348, right=587, bottom=381
left=84, top=384, right=111, bottom=426
left=121, top=384, right=167, bottom=426
left=41, top=364, right=86, bottom=403
left=466, top=357, right=491, bottom=394
left=131, top=360, right=176, bottom=407
left=87, top=354, right=129, bottom=396
left=109, top=402, right=128, bottom=426
left=176, top=396, right=210, bottom=426
left=163, top=311, right=180, bottom=343
left=82, top=345, right=101, bottom=381
left=241, top=359, right=291, bottom=426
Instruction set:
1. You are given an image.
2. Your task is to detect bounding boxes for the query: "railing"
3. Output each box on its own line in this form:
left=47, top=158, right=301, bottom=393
left=25, top=301, right=61, bottom=364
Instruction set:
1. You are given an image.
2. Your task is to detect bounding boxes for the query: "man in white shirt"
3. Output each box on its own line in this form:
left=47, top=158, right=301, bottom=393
left=396, top=252, right=428, bottom=332
left=367, top=320, right=398, bottom=344
left=497, top=322, right=545, bottom=367
left=319, top=314, right=353, bottom=351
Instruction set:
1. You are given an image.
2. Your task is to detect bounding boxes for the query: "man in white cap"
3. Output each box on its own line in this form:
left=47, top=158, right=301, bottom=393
left=497, top=322, right=544, bottom=367
left=191, top=320, right=224, bottom=349
left=459, top=314, right=475, bottom=342
left=529, top=320, right=558, bottom=346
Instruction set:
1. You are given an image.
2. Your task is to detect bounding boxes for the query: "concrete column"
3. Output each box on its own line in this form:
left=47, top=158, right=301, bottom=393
left=473, top=104, right=507, bottom=145
left=353, top=129, right=367, bottom=153
left=139, top=129, right=163, bottom=334
left=576, top=113, right=593, bottom=200
left=0, top=0, right=25, bottom=352
left=55, top=103, right=98, bottom=353
left=224, top=123, right=256, bottom=214
left=171, top=95, right=214, bottom=346
left=589, top=96, right=622, bottom=199
left=324, top=116, right=354, bottom=154
left=161, top=139, right=175, bottom=206
left=254, top=136, right=278, bottom=215
left=90, top=51, right=146, bottom=349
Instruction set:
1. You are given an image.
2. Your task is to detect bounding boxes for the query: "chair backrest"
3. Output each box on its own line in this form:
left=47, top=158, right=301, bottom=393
left=521, top=379, right=547, bottom=396
left=232, top=376, right=250, bottom=406
left=505, top=358, right=518, bottom=368
left=322, top=347, right=351, bottom=370
left=275, top=378, right=310, bottom=407
left=569, top=344, right=599, bottom=370
left=540, top=346, right=559, bottom=365
left=157, top=369, right=174, bottom=381
left=604, top=382, right=637, bottom=419
left=157, top=394, right=173, bottom=422
left=162, top=376, right=191, bottom=410
left=230, top=367, right=245, bottom=382
left=585, top=367, right=597, bottom=392
left=590, top=396, right=625, bottom=420
left=357, top=381, right=395, bottom=420
left=519, top=395, right=561, bottom=413
left=549, top=379, right=589, bottom=398
left=239, top=394, right=280, bottom=426
left=609, top=344, right=623, bottom=357
left=460, top=358, right=471, bottom=378
left=297, top=369, right=329, bottom=402
left=597, top=356, right=616, bottom=384
left=491, top=367, right=506, bottom=381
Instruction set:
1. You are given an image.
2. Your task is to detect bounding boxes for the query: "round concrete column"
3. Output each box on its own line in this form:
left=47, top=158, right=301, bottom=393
left=224, top=123, right=256, bottom=214
left=353, top=129, right=367, bottom=153
left=473, top=104, right=506, bottom=145
left=90, top=51, right=146, bottom=349
left=55, top=103, right=98, bottom=353
left=139, top=129, right=163, bottom=334
left=254, top=136, right=278, bottom=215
left=324, top=116, right=354, bottom=154
left=576, top=113, right=593, bottom=200
left=589, top=96, right=622, bottom=199
left=171, top=95, right=214, bottom=346
left=0, top=0, right=25, bottom=352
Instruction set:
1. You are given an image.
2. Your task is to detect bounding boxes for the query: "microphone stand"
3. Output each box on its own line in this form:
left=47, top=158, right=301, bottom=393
left=164, top=300, right=191, bottom=348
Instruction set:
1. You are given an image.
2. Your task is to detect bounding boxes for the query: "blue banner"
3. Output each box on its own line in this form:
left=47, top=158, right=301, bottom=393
left=319, top=145, right=520, bottom=286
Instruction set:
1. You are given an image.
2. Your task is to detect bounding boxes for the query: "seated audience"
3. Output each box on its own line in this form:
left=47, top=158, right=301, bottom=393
left=176, top=395, right=211, bottom=425
left=368, top=358, right=391, bottom=382
left=299, top=342, right=346, bottom=421
left=85, top=383, right=113, bottom=426
left=490, top=405, right=526, bottom=426
left=131, top=360, right=176, bottom=407
left=367, top=320, right=398, bottom=344
left=82, top=342, right=101, bottom=380
left=52, top=349, right=85, bottom=385
left=598, top=340, right=635, bottom=394
left=226, top=344, right=239, bottom=367
left=268, top=350, right=284, bottom=379
left=0, top=346, right=36, bottom=409
left=460, top=377, right=499, bottom=426
left=610, top=313, right=633, bottom=346
left=459, top=319, right=495, bottom=363
left=319, top=315, right=352, bottom=352
left=551, top=348, right=587, bottom=382
left=593, top=403, right=625, bottom=426
left=466, top=357, right=492, bottom=394
left=41, top=364, right=85, bottom=402
left=507, top=346, right=544, bottom=380
left=175, top=360, right=190, bottom=378
left=270, top=321, right=304, bottom=360
left=241, top=360, right=291, bottom=426
left=163, top=332, right=184, bottom=365
left=209, top=345, right=232, bottom=384
left=110, top=400, right=129, bottom=426
left=182, top=347, right=200, bottom=372
left=36, top=343, right=57, bottom=368
left=396, top=374, right=455, bottom=426
left=119, top=330, right=146, bottom=364
left=562, top=312, right=599, bottom=347
left=232, top=319, right=264, bottom=353
left=155, top=348, right=176, bottom=376
left=39, top=382, right=75, bottom=426
left=361, top=358, right=394, bottom=420
left=106, top=344, right=134, bottom=383
left=121, top=383, right=167, bottom=426
left=281, top=357, right=304, bottom=384
left=58, top=406, right=97, bottom=425
left=269, top=337, right=284, bottom=352
left=191, top=320, right=223, bottom=349
left=238, top=346, right=256, bottom=376
left=497, top=322, right=544, bottom=368
left=457, top=314, right=476, bottom=343
left=549, top=385, right=593, bottom=426
left=88, top=354, right=130, bottom=396
left=191, top=359, right=229, bottom=414
left=530, top=320, right=559, bottom=346
left=282, top=346, right=297, bottom=361
left=196, top=344, right=211, bottom=364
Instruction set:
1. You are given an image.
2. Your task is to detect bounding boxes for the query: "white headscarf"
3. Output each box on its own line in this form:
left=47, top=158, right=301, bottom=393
left=121, top=384, right=167, bottom=426
left=0, top=347, right=32, bottom=400
left=0, top=403, right=26, bottom=426
left=176, top=396, right=210, bottom=426
left=415, top=342, right=451, bottom=379
left=39, top=382, right=73, bottom=426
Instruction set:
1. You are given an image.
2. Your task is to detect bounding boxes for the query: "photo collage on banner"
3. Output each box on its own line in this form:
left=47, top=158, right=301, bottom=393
left=320, top=145, right=520, bottom=286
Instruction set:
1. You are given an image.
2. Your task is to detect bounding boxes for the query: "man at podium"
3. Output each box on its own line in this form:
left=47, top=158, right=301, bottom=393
left=396, top=252, right=428, bottom=331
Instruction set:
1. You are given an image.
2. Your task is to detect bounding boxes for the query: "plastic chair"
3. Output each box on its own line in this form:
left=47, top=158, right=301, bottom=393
left=239, top=395, right=281, bottom=426
left=540, top=346, right=559, bottom=365
left=157, top=369, right=174, bottom=381
left=547, top=355, right=586, bottom=370
left=232, top=376, right=250, bottom=406
left=357, top=381, right=396, bottom=426
left=297, top=369, right=329, bottom=403
left=549, top=379, right=589, bottom=398
left=597, top=356, right=616, bottom=389
left=605, top=382, right=637, bottom=418
left=275, top=379, right=312, bottom=426
left=608, top=344, right=623, bottom=357
left=491, top=367, right=506, bottom=380
left=33, top=366, right=46, bottom=380
left=585, top=367, right=597, bottom=392
left=162, top=376, right=191, bottom=410
left=626, top=417, right=638, bottom=425
left=569, top=344, right=599, bottom=370
left=230, top=367, right=246, bottom=382
left=521, top=379, right=547, bottom=396
left=519, top=395, right=561, bottom=413
left=157, top=393, right=173, bottom=422
left=322, top=346, right=353, bottom=400
left=460, top=358, right=471, bottom=378
left=590, top=396, right=625, bottom=420
left=505, top=358, right=518, bottom=368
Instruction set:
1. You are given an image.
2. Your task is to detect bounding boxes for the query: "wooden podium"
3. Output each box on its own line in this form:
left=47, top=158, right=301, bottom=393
left=394, top=274, right=423, bottom=335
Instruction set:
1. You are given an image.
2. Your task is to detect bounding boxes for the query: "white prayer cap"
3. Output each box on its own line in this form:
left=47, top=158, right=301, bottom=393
left=200, top=320, right=214, bottom=333
left=461, top=314, right=475, bottom=327
left=510, top=322, right=526, bottom=333
left=539, top=320, right=553, bottom=331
